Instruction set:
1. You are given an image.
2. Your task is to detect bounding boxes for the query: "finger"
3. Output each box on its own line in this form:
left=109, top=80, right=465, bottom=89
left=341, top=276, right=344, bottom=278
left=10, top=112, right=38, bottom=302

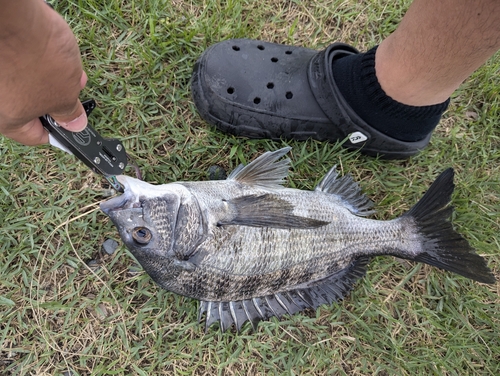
left=49, top=70, right=88, bottom=132
left=50, top=100, right=88, bottom=132
left=2, top=119, right=49, bottom=146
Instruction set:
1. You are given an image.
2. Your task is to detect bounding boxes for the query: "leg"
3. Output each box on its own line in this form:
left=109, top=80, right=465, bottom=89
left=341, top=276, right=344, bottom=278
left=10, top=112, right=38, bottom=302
left=191, top=1, right=500, bottom=158
left=376, top=0, right=500, bottom=106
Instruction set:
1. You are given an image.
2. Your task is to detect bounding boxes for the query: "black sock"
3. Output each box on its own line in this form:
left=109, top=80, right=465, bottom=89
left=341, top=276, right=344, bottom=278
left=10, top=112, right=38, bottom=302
left=331, top=46, right=449, bottom=142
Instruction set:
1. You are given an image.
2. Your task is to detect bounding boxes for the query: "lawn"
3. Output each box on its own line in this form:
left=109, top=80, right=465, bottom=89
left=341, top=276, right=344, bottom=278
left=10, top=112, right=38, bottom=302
left=0, top=0, right=499, bottom=374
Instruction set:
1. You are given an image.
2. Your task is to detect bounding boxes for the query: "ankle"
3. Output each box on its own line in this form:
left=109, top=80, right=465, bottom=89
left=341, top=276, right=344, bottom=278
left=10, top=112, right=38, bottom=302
left=375, top=40, right=455, bottom=106
left=331, top=46, right=449, bottom=142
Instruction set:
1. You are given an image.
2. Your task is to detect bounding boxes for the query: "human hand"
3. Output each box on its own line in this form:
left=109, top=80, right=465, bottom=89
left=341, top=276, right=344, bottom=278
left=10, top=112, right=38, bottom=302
left=0, top=0, right=87, bottom=146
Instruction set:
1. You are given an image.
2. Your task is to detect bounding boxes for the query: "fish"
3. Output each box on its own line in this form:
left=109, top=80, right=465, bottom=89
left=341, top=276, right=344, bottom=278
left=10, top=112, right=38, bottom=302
left=100, top=147, right=495, bottom=331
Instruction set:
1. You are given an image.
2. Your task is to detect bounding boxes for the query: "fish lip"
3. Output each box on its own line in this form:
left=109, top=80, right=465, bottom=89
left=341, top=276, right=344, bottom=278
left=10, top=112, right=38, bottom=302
left=100, top=194, right=130, bottom=215
left=100, top=175, right=137, bottom=215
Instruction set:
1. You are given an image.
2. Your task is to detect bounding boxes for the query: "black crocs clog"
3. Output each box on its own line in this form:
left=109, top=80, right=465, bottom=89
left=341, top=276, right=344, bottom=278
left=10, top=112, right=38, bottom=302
left=191, top=39, right=431, bottom=159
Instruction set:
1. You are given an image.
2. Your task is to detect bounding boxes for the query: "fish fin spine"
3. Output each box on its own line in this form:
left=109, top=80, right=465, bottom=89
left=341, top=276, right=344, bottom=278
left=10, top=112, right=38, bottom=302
left=316, top=167, right=375, bottom=216
left=227, top=147, right=291, bottom=188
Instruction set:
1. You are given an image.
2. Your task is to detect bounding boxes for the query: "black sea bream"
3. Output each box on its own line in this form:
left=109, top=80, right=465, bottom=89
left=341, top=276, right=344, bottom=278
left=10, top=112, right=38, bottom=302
left=101, top=147, right=495, bottom=331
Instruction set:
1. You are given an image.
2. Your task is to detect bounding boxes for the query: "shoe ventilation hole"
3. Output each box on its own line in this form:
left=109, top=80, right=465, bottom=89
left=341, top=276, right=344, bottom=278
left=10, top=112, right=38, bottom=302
left=271, top=57, right=278, bottom=62
left=227, top=87, right=235, bottom=94
left=267, top=82, right=274, bottom=89
left=286, top=91, right=293, bottom=99
left=285, top=50, right=292, bottom=55
left=232, top=46, right=240, bottom=51
left=257, top=45, right=265, bottom=50
left=254, top=97, right=261, bottom=104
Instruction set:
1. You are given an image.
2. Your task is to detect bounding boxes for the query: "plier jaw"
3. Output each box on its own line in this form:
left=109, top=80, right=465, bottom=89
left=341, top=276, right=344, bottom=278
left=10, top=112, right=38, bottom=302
left=40, top=99, right=128, bottom=192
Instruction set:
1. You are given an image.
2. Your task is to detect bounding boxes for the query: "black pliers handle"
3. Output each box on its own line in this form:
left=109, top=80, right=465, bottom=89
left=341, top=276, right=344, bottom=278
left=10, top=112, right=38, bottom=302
left=40, top=99, right=127, bottom=191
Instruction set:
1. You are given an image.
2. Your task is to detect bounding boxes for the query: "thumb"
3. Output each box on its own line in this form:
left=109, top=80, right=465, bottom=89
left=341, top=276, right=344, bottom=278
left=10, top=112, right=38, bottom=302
left=50, top=100, right=88, bottom=132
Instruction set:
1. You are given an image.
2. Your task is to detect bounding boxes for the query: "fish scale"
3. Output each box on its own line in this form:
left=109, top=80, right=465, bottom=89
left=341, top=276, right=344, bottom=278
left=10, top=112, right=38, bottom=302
left=101, top=147, right=495, bottom=331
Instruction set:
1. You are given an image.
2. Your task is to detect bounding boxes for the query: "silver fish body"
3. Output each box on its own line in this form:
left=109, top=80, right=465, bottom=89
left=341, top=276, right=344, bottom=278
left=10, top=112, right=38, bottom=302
left=101, top=147, right=495, bottom=331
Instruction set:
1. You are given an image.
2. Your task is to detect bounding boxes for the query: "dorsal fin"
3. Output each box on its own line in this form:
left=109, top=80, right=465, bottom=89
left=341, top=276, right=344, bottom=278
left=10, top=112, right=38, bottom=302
left=198, top=256, right=371, bottom=332
left=315, top=167, right=375, bottom=216
left=227, top=147, right=291, bottom=188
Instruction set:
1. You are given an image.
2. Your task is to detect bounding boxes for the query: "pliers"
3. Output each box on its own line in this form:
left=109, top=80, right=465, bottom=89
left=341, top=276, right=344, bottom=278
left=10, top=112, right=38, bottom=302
left=39, top=99, right=128, bottom=192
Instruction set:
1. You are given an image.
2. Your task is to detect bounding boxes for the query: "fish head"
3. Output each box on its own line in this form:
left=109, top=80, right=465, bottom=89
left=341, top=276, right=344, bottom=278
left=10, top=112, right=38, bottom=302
left=102, top=205, right=157, bottom=255
left=100, top=176, right=204, bottom=287
left=100, top=176, right=177, bottom=256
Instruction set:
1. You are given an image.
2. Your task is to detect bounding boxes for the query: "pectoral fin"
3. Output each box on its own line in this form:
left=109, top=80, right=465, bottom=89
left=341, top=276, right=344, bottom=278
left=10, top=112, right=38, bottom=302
left=218, top=194, right=328, bottom=229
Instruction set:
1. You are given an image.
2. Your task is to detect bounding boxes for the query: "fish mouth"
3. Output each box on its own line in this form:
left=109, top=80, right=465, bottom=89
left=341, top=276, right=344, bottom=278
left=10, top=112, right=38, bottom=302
left=100, top=194, right=129, bottom=215
left=100, top=175, right=185, bottom=216
left=100, top=175, right=140, bottom=215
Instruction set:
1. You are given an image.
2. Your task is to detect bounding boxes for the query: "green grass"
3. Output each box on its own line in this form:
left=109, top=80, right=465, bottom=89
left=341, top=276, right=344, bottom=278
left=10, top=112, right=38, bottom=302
left=1, top=0, right=499, bottom=374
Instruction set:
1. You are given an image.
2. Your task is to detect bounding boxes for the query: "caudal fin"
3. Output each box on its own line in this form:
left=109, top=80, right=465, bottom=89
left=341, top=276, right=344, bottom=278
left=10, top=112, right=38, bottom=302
left=404, top=168, right=495, bottom=284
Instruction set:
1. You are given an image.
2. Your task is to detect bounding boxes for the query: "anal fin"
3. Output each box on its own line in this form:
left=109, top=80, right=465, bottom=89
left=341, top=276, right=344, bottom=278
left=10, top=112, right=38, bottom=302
left=264, top=295, right=288, bottom=318
left=218, top=302, right=233, bottom=332
left=198, top=256, right=371, bottom=332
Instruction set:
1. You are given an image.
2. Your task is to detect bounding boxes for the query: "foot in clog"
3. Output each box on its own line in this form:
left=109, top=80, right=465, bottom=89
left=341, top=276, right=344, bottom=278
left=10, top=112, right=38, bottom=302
left=191, top=39, right=447, bottom=159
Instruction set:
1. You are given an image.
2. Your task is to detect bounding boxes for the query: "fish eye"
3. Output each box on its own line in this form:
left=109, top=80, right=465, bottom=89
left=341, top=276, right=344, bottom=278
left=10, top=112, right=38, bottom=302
left=132, top=227, right=152, bottom=245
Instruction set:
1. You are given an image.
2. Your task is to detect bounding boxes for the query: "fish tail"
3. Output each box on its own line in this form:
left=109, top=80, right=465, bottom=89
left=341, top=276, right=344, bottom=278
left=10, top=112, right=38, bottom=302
left=403, top=168, right=495, bottom=284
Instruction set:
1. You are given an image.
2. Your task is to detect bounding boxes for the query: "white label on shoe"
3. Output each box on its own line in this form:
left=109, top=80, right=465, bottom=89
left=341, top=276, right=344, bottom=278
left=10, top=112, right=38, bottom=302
left=348, top=131, right=368, bottom=144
